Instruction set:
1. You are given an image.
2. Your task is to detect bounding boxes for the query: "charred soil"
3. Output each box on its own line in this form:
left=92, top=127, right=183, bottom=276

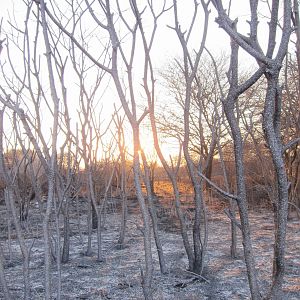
left=0, top=198, right=299, bottom=299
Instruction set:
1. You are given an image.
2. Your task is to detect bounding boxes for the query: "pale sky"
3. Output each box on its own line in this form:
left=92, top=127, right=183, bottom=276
left=0, top=1, right=291, bottom=159
left=0, top=1, right=265, bottom=65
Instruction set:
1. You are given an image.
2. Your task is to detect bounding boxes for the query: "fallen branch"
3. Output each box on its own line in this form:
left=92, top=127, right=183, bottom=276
left=180, top=268, right=210, bottom=283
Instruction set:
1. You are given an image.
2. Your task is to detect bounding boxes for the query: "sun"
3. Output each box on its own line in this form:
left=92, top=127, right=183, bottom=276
left=139, top=129, right=181, bottom=163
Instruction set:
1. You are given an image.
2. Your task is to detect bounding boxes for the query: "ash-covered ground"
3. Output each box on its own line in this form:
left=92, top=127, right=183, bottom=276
left=0, top=198, right=299, bottom=299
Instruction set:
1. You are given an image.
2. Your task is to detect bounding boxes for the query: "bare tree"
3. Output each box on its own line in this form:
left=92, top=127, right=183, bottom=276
left=169, top=0, right=211, bottom=274
left=212, top=0, right=295, bottom=298
left=136, top=0, right=198, bottom=272
left=0, top=110, right=31, bottom=299
left=42, top=1, right=175, bottom=297
left=38, top=1, right=62, bottom=298
left=159, top=54, right=229, bottom=186
left=113, top=112, right=128, bottom=249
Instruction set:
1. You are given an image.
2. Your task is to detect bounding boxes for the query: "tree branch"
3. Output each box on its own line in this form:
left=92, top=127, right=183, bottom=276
left=282, top=137, right=300, bottom=153
left=198, top=171, right=240, bottom=201
left=224, top=208, right=242, bottom=230
left=44, top=5, right=112, bottom=74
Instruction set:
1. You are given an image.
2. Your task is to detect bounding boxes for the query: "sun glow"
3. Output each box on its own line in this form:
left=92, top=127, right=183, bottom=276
left=139, top=128, right=180, bottom=164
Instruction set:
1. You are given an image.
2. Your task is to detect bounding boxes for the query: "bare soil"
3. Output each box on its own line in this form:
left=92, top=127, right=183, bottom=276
left=0, top=198, right=299, bottom=299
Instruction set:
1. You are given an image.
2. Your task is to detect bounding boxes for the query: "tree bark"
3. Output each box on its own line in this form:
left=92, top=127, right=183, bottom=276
left=141, top=150, right=167, bottom=274
left=132, top=127, right=153, bottom=300
left=263, top=72, right=289, bottom=298
left=224, top=107, right=261, bottom=300
left=0, top=244, right=10, bottom=300
left=61, top=199, right=70, bottom=263
left=221, top=17, right=262, bottom=299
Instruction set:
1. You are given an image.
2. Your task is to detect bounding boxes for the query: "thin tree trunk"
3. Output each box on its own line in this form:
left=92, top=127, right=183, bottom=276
left=141, top=151, right=167, bottom=274
left=4, top=189, right=12, bottom=262
left=117, top=190, right=127, bottom=249
left=171, top=0, right=210, bottom=274
left=218, top=16, right=262, bottom=297
left=117, top=156, right=127, bottom=249
left=42, top=173, right=55, bottom=300
left=172, top=177, right=195, bottom=270
left=117, top=162, right=127, bottom=249
left=263, top=74, right=289, bottom=298
left=217, top=130, right=237, bottom=258
left=115, top=115, right=128, bottom=250
left=76, top=195, right=84, bottom=246
left=0, top=241, right=11, bottom=299
left=61, top=199, right=70, bottom=263
left=0, top=112, right=31, bottom=300
left=86, top=198, right=93, bottom=256
left=191, top=177, right=205, bottom=274
left=53, top=196, right=61, bottom=300
left=132, top=128, right=153, bottom=300
left=40, top=1, right=60, bottom=298
left=293, top=0, right=300, bottom=89
left=224, top=106, right=261, bottom=300
left=97, top=209, right=103, bottom=262
left=88, top=169, right=102, bottom=261
left=204, top=143, right=215, bottom=190
left=6, top=187, right=31, bottom=300
left=92, top=204, right=98, bottom=230
left=145, top=59, right=194, bottom=270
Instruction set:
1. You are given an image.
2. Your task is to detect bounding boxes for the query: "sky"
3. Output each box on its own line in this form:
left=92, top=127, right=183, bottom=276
left=0, top=1, right=290, bottom=160
left=0, top=1, right=277, bottom=64
left=0, top=1, right=261, bottom=69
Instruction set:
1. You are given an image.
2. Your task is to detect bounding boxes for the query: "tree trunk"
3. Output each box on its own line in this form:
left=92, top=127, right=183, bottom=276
left=217, top=133, right=237, bottom=258
left=97, top=208, right=103, bottom=262
left=229, top=200, right=238, bottom=258
left=117, top=190, right=127, bottom=249
left=0, top=112, right=30, bottom=299
left=86, top=198, right=93, bottom=256
left=0, top=244, right=10, bottom=300
left=92, top=203, right=98, bottom=230
left=6, top=187, right=31, bottom=300
left=191, top=181, right=205, bottom=274
left=263, top=73, right=289, bottom=298
left=61, top=199, right=70, bottom=263
left=204, top=142, right=216, bottom=191
left=293, top=0, right=300, bottom=90
left=172, top=177, right=195, bottom=270
left=148, top=110, right=194, bottom=270
left=53, top=196, right=62, bottom=300
left=224, top=106, right=261, bottom=300
left=42, top=171, right=56, bottom=300
left=141, top=151, right=167, bottom=274
left=182, top=81, right=206, bottom=274
left=132, top=127, right=153, bottom=300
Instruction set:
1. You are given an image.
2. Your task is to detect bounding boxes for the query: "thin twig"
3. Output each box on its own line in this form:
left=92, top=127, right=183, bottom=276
left=282, top=137, right=300, bottom=153
left=180, top=268, right=210, bottom=283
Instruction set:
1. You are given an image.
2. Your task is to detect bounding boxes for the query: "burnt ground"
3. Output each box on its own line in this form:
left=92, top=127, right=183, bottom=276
left=0, top=197, right=299, bottom=300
